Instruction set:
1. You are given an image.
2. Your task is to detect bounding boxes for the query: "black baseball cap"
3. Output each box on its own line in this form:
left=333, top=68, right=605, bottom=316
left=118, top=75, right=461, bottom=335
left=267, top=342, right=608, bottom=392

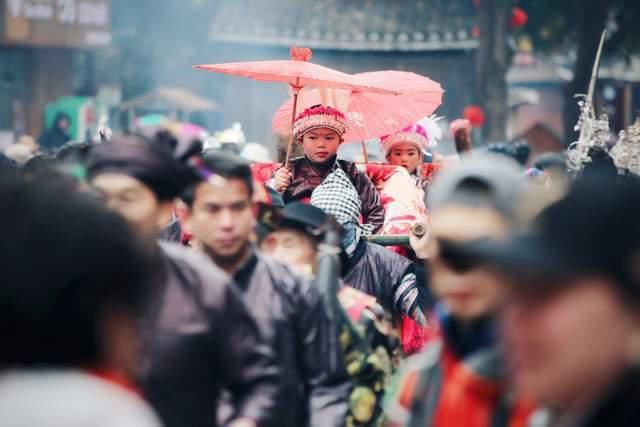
left=462, top=172, right=640, bottom=299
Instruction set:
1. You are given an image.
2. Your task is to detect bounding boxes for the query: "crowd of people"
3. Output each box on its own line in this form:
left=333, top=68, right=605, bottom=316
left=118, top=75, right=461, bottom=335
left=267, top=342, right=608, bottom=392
left=2, top=98, right=640, bottom=427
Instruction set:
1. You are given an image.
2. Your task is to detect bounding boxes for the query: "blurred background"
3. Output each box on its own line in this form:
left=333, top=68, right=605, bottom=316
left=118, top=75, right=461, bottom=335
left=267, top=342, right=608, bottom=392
left=1, top=0, right=639, bottom=159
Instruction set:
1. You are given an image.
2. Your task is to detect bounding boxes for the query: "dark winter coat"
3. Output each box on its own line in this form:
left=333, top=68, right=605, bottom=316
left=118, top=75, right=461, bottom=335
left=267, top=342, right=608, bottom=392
left=140, top=243, right=281, bottom=427
left=344, top=240, right=419, bottom=320
left=281, top=156, right=385, bottom=234
left=231, top=250, right=351, bottom=427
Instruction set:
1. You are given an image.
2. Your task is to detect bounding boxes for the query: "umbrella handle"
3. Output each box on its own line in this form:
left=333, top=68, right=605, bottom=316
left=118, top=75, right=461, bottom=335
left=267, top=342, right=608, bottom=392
left=361, top=140, right=369, bottom=163
left=284, top=84, right=301, bottom=168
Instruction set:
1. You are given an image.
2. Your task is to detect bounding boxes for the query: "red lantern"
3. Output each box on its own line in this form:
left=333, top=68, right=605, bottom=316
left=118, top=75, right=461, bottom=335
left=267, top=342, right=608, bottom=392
left=473, top=0, right=480, bottom=7
left=471, top=26, right=480, bottom=38
left=463, top=105, right=486, bottom=128
left=511, top=7, right=528, bottom=28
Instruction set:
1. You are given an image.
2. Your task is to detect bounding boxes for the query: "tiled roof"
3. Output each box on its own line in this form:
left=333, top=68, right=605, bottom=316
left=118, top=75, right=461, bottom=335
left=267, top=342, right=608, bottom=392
left=210, top=0, right=478, bottom=51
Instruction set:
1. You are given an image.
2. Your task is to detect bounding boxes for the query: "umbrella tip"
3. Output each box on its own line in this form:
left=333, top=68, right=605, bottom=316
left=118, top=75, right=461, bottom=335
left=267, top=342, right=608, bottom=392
left=290, top=47, right=312, bottom=62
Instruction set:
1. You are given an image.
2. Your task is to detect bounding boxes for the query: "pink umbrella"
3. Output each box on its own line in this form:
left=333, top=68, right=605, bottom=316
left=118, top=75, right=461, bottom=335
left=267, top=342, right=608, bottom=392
left=194, top=48, right=397, bottom=166
left=272, top=70, right=443, bottom=161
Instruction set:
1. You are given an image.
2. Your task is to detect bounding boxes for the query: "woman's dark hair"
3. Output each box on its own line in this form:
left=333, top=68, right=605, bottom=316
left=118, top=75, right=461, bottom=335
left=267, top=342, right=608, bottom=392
left=56, top=141, right=91, bottom=163
left=53, top=112, right=71, bottom=127
left=582, top=146, right=618, bottom=178
left=0, top=172, right=154, bottom=368
left=21, top=155, right=55, bottom=180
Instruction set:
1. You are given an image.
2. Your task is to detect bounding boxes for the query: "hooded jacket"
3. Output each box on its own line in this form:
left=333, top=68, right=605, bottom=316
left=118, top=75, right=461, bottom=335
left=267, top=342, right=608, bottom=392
left=230, top=249, right=351, bottom=427
left=140, top=243, right=281, bottom=427
left=38, top=113, right=72, bottom=152
left=280, top=156, right=385, bottom=234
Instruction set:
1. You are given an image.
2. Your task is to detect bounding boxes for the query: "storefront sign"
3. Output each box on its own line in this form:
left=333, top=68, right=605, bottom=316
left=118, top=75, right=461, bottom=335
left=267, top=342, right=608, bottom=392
left=2, top=0, right=111, bottom=48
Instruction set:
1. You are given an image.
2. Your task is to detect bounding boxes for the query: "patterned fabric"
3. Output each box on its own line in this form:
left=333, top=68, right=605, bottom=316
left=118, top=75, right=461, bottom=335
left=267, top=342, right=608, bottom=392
left=337, top=286, right=400, bottom=427
left=394, top=273, right=424, bottom=326
left=361, top=165, right=429, bottom=257
left=311, top=167, right=374, bottom=235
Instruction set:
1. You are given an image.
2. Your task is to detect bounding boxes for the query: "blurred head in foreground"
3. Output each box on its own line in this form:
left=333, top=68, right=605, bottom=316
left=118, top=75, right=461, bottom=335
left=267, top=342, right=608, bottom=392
left=86, top=133, right=199, bottom=245
left=463, top=172, right=640, bottom=412
left=0, top=171, right=153, bottom=374
left=426, top=153, right=527, bottom=320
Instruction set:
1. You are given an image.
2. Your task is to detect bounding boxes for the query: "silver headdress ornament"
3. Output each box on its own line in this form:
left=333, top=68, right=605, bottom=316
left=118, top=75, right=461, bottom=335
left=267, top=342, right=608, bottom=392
left=567, top=97, right=611, bottom=172
left=567, top=30, right=609, bottom=173
left=610, top=119, right=640, bottom=175
left=567, top=30, right=640, bottom=176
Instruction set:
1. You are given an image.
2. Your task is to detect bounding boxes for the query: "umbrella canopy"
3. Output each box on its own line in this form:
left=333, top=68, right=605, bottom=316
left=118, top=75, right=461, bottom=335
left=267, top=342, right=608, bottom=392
left=272, top=70, right=443, bottom=143
left=195, top=48, right=400, bottom=166
left=194, top=48, right=397, bottom=95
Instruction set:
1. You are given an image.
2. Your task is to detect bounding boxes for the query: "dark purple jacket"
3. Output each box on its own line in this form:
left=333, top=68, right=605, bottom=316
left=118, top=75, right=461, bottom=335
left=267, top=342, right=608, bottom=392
left=141, top=243, right=281, bottom=427
left=281, top=156, right=385, bottom=234
left=231, top=250, right=350, bottom=427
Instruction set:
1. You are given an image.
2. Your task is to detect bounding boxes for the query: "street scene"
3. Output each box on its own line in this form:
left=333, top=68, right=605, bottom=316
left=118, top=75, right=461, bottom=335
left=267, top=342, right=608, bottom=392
left=2, top=1, right=640, bottom=427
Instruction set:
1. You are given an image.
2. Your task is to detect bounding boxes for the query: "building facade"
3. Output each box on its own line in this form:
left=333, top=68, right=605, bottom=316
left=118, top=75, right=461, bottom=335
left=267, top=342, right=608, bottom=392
left=0, top=0, right=110, bottom=141
left=184, top=0, right=479, bottom=144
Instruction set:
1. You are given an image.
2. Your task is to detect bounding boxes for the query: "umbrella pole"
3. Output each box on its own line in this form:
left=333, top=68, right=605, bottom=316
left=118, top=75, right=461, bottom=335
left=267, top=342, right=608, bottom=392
left=284, top=85, right=300, bottom=168
left=361, top=141, right=369, bottom=163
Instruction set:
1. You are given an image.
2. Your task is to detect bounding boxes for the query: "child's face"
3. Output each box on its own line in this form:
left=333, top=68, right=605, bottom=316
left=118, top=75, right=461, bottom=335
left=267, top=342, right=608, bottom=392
left=387, top=143, right=422, bottom=173
left=301, top=128, right=341, bottom=163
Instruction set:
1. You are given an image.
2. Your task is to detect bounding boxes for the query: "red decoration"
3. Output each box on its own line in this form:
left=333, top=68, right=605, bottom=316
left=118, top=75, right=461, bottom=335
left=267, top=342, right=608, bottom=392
left=250, top=162, right=281, bottom=185
left=294, top=104, right=347, bottom=122
left=511, top=7, right=528, bottom=28
left=290, top=47, right=313, bottom=62
left=463, top=105, right=486, bottom=128
left=472, top=0, right=480, bottom=7
left=471, top=26, right=480, bottom=38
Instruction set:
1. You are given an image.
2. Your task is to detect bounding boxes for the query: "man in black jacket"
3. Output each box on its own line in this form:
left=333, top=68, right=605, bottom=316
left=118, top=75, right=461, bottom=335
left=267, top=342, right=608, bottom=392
left=86, top=134, right=281, bottom=427
left=181, top=150, right=350, bottom=427
left=463, top=172, right=640, bottom=427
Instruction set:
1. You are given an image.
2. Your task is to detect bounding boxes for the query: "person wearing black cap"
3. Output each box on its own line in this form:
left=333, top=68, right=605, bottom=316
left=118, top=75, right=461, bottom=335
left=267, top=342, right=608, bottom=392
left=86, top=134, right=281, bottom=427
left=260, top=202, right=399, bottom=427
left=259, top=201, right=329, bottom=275
left=461, top=172, right=640, bottom=427
left=309, top=166, right=428, bottom=355
left=181, top=150, right=349, bottom=427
